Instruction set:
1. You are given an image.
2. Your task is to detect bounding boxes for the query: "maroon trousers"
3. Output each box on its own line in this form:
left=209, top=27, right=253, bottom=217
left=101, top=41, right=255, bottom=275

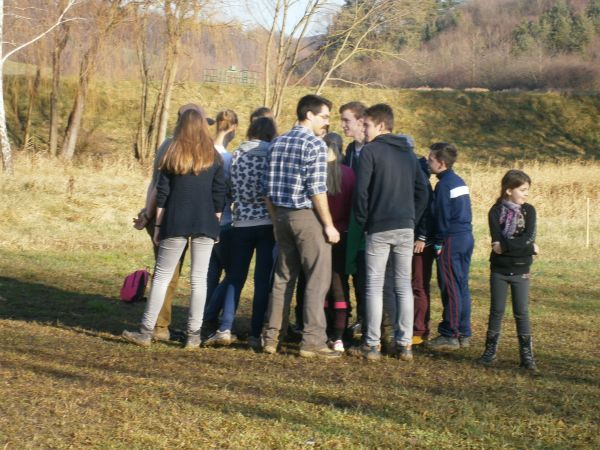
left=412, top=244, right=435, bottom=337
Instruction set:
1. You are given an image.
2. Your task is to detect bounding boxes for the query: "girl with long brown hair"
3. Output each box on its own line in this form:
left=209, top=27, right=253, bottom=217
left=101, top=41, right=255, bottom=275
left=123, top=108, right=227, bottom=349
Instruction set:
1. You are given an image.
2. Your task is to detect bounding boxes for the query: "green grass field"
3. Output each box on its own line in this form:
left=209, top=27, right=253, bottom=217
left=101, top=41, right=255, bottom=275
left=1, top=150, right=599, bottom=448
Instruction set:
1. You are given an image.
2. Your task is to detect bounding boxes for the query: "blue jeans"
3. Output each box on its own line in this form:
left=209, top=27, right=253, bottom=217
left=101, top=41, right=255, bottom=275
left=365, top=229, right=414, bottom=347
left=204, top=225, right=233, bottom=322
left=206, top=224, right=233, bottom=302
left=215, top=225, right=275, bottom=336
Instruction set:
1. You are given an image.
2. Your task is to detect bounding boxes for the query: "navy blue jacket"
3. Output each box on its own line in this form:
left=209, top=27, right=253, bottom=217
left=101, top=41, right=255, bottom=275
left=433, top=169, right=472, bottom=244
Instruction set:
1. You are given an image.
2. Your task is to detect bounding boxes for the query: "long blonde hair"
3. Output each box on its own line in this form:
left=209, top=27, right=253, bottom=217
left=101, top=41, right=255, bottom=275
left=160, top=109, right=216, bottom=175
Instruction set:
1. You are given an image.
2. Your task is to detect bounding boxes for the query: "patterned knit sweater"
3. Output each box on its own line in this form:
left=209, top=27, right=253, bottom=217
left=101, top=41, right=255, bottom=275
left=231, top=139, right=272, bottom=226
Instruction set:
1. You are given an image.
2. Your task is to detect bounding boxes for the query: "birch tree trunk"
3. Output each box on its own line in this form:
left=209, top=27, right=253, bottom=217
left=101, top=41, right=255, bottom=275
left=0, top=61, right=14, bottom=175
left=0, top=0, right=79, bottom=173
left=0, top=0, right=14, bottom=175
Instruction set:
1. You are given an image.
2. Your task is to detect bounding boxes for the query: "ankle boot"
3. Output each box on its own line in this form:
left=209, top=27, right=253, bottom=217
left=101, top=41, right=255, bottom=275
left=477, top=332, right=500, bottom=365
left=518, top=335, right=538, bottom=371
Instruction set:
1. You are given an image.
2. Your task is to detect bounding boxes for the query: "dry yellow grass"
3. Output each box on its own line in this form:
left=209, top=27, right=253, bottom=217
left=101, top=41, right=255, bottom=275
left=2, top=153, right=599, bottom=262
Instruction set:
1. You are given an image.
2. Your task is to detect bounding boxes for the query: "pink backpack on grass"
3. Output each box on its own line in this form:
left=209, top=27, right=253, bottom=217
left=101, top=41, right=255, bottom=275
left=120, top=269, right=149, bottom=303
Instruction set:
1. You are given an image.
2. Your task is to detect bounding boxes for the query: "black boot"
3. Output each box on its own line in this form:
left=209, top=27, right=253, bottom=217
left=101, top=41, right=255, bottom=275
left=477, top=332, right=499, bottom=365
left=518, top=335, right=538, bottom=371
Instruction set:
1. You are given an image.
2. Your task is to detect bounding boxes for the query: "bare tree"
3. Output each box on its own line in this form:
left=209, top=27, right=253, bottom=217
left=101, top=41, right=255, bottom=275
left=133, top=0, right=152, bottom=163
left=60, top=0, right=127, bottom=160
left=143, top=0, right=207, bottom=159
left=0, top=0, right=81, bottom=174
left=313, top=0, right=420, bottom=94
left=252, top=0, right=329, bottom=118
left=49, top=0, right=72, bottom=157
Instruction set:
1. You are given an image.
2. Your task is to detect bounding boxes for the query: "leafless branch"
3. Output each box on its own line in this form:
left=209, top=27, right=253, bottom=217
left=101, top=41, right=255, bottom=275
left=327, top=77, right=389, bottom=89
left=2, top=0, right=84, bottom=63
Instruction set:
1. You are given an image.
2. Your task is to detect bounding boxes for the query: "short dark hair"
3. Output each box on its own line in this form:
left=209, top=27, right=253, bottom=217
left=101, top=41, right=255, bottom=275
left=339, top=101, right=366, bottom=119
left=250, top=106, right=273, bottom=122
left=429, top=142, right=458, bottom=169
left=297, top=95, right=332, bottom=121
left=247, top=117, right=277, bottom=142
left=499, top=169, right=531, bottom=202
left=364, top=103, right=394, bottom=132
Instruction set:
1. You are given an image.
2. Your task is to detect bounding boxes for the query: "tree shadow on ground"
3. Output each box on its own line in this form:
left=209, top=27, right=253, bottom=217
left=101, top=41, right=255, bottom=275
left=0, top=276, right=189, bottom=336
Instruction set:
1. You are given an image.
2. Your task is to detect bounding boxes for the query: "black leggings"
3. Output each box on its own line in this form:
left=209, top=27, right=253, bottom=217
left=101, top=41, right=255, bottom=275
left=487, top=271, right=531, bottom=336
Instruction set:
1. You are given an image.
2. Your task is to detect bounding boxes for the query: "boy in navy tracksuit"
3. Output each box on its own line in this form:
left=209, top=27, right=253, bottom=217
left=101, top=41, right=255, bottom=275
left=426, top=143, right=474, bottom=350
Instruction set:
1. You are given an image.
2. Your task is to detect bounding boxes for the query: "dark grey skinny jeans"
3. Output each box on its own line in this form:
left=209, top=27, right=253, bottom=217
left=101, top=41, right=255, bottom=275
left=487, top=271, right=531, bottom=336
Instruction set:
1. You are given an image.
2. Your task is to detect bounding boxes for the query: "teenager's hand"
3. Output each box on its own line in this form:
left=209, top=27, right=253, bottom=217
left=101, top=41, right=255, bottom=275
left=133, top=208, right=148, bottom=230
left=153, top=227, right=161, bottom=246
left=324, top=225, right=340, bottom=244
left=533, top=243, right=539, bottom=255
left=414, top=240, right=426, bottom=254
left=492, top=242, right=502, bottom=254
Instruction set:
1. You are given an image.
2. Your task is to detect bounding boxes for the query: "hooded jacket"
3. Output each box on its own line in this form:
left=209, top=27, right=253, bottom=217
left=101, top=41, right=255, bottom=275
left=353, top=133, right=429, bottom=234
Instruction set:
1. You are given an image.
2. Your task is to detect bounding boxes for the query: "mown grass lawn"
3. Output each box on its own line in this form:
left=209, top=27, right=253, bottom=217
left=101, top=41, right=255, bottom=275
left=1, top=153, right=599, bottom=448
left=1, top=246, right=598, bottom=449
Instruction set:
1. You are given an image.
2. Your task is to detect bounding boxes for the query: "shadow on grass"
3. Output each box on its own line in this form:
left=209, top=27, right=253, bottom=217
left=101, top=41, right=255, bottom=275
left=0, top=276, right=188, bottom=336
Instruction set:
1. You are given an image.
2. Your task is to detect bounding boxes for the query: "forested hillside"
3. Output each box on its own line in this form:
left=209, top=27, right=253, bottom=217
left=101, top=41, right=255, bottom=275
left=3, top=0, right=600, bottom=170
left=7, top=0, right=600, bottom=90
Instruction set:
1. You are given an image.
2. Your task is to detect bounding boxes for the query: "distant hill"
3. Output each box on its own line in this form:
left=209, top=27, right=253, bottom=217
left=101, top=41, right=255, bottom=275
left=4, top=73, right=599, bottom=162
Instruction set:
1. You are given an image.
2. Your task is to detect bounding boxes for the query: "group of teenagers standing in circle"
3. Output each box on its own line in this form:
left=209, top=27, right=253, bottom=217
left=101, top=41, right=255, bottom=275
left=123, top=94, right=539, bottom=372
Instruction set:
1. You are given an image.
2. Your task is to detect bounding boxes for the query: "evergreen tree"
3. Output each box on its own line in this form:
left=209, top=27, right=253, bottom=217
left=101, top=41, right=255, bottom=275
left=510, top=0, right=594, bottom=55
left=587, top=0, right=600, bottom=32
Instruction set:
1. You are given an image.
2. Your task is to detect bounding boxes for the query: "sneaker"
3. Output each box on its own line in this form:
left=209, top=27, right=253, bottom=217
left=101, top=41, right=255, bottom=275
left=396, top=344, right=413, bottom=362
left=122, top=330, right=152, bottom=348
left=184, top=333, right=201, bottom=350
left=204, top=329, right=237, bottom=347
left=247, top=336, right=263, bottom=351
left=262, top=340, right=278, bottom=354
left=426, top=335, right=460, bottom=351
left=153, top=327, right=170, bottom=342
left=299, top=347, right=342, bottom=359
left=459, top=336, right=471, bottom=348
left=411, top=335, right=424, bottom=346
left=330, top=339, right=345, bottom=353
left=349, top=321, right=362, bottom=335
left=349, top=343, right=381, bottom=361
